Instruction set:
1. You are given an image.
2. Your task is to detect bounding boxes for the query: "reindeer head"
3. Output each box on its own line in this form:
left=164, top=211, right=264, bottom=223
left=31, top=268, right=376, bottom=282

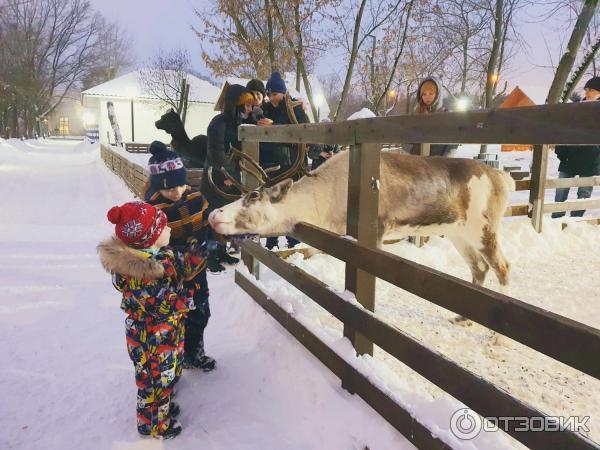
left=208, top=179, right=294, bottom=237
left=155, top=108, right=182, bottom=133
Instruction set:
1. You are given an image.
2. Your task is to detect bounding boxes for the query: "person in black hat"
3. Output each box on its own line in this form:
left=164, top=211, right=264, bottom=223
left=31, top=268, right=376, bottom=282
left=144, top=140, right=217, bottom=372
left=258, top=71, right=310, bottom=250
left=552, top=76, right=600, bottom=218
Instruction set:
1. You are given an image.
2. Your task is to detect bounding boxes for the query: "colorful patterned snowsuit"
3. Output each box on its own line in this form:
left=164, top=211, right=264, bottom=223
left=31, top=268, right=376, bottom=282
left=107, top=241, right=206, bottom=436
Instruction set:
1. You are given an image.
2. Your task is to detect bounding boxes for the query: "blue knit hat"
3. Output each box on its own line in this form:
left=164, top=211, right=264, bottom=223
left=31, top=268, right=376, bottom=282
left=148, top=141, right=187, bottom=190
left=266, top=71, right=287, bottom=94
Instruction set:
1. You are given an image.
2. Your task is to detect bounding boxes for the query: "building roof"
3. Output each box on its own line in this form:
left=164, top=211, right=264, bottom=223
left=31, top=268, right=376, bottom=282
left=499, top=86, right=536, bottom=108
left=81, top=70, right=221, bottom=104
left=214, top=72, right=330, bottom=120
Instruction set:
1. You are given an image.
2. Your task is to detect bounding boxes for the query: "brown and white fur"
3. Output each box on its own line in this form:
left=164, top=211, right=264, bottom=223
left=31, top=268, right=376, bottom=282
left=209, top=151, right=514, bottom=288
left=97, top=237, right=165, bottom=280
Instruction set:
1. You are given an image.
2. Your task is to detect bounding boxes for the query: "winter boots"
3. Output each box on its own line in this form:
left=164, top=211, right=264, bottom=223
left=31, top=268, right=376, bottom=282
left=183, top=354, right=216, bottom=371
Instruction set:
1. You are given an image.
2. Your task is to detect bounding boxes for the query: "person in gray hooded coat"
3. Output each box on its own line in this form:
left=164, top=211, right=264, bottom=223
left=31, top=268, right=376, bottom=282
left=410, top=77, right=457, bottom=157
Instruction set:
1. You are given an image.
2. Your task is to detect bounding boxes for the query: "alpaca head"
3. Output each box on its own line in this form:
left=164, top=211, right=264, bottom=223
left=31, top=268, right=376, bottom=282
left=155, top=109, right=183, bottom=134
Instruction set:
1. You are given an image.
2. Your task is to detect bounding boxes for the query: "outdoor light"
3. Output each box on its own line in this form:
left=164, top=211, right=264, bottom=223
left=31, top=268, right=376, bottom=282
left=456, top=97, right=470, bottom=111
left=490, top=73, right=499, bottom=83
left=388, top=89, right=397, bottom=97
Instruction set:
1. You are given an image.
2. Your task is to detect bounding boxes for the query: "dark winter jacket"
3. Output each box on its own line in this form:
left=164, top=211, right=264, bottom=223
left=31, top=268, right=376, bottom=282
left=202, top=84, right=253, bottom=209
left=555, top=145, right=600, bottom=176
left=260, top=98, right=310, bottom=172
left=308, top=143, right=340, bottom=170
left=554, top=98, right=600, bottom=176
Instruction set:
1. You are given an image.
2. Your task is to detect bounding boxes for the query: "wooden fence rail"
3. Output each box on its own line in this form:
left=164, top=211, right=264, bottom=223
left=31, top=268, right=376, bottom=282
left=235, top=102, right=600, bottom=449
left=237, top=239, right=599, bottom=450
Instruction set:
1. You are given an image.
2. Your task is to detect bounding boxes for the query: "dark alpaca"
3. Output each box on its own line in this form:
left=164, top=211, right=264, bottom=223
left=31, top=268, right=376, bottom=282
left=155, top=109, right=207, bottom=168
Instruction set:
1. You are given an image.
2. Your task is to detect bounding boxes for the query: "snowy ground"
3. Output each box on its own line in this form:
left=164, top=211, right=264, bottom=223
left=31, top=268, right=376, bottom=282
left=0, top=139, right=410, bottom=450
left=2, top=138, right=598, bottom=449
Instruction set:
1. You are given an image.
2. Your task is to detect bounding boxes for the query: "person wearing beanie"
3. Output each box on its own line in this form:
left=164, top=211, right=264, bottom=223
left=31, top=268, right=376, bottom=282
left=147, top=140, right=188, bottom=194
left=145, top=164, right=217, bottom=371
left=583, top=76, right=600, bottom=101
left=259, top=71, right=310, bottom=250
left=246, top=78, right=266, bottom=102
left=97, top=201, right=208, bottom=439
left=552, top=76, right=600, bottom=218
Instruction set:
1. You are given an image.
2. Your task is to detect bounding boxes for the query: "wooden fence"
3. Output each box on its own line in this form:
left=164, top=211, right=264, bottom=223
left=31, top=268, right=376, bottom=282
left=235, top=102, right=600, bottom=449
left=100, top=144, right=203, bottom=197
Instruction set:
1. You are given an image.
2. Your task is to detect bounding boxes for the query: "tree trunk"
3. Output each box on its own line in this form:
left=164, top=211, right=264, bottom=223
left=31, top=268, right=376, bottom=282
left=107, top=101, right=123, bottom=146
left=546, top=0, right=599, bottom=104
left=485, top=0, right=504, bottom=109
left=265, top=0, right=276, bottom=73
left=333, top=0, right=367, bottom=121
left=374, top=0, right=415, bottom=113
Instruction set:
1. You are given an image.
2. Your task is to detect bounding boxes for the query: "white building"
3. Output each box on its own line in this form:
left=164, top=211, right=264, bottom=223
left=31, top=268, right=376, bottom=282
left=82, top=70, right=221, bottom=145
left=218, top=72, right=330, bottom=122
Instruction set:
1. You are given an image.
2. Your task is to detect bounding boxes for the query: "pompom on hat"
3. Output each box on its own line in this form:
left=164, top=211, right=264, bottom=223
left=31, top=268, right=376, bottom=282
left=148, top=140, right=187, bottom=190
left=107, top=201, right=167, bottom=248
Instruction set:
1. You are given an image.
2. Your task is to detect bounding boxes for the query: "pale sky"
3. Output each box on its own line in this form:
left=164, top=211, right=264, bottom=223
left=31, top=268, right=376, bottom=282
left=89, top=0, right=581, bottom=104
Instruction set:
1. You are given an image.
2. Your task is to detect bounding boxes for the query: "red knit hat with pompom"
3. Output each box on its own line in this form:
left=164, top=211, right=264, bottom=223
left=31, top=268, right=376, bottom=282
left=107, top=201, right=167, bottom=248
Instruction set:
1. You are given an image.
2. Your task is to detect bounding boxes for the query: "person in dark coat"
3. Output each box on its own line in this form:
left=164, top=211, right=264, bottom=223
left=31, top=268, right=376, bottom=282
left=552, top=77, right=600, bottom=218
left=202, top=84, right=255, bottom=269
left=308, top=118, right=339, bottom=170
left=257, top=72, right=310, bottom=250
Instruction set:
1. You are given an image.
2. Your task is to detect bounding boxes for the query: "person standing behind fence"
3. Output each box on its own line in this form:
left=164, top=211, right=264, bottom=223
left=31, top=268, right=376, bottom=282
left=202, top=84, right=255, bottom=271
left=410, top=77, right=457, bottom=157
left=308, top=119, right=339, bottom=170
left=552, top=76, right=600, bottom=219
left=257, top=71, right=310, bottom=250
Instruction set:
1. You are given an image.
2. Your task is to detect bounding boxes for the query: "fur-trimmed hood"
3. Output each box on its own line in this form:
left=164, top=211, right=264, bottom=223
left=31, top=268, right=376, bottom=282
left=97, top=237, right=165, bottom=280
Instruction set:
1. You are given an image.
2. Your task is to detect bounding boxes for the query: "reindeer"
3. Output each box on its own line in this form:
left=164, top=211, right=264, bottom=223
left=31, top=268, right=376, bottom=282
left=208, top=150, right=515, bottom=288
left=155, top=109, right=207, bottom=168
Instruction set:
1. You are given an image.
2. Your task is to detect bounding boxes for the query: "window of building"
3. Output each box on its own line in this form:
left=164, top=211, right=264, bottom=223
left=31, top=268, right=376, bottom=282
left=58, top=117, right=69, bottom=136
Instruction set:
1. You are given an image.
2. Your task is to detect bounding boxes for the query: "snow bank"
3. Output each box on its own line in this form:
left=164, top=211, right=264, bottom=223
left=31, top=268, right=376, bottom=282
left=347, top=108, right=376, bottom=120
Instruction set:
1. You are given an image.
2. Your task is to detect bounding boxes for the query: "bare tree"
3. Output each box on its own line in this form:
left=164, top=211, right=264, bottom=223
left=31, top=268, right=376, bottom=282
left=193, top=0, right=296, bottom=78
left=138, top=48, right=192, bottom=111
left=329, top=0, right=405, bottom=121
left=546, top=0, right=599, bottom=104
left=0, top=0, right=131, bottom=137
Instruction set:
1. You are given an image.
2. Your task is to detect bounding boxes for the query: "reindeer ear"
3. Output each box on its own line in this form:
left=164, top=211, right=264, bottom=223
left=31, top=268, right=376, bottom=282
left=267, top=178, right=293, bottom=203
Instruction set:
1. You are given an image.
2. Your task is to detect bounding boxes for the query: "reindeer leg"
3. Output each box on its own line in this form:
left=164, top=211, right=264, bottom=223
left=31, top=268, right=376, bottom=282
left=447, top=236, right=490, bottom=326
left=478, top=226, right=510, bottom=290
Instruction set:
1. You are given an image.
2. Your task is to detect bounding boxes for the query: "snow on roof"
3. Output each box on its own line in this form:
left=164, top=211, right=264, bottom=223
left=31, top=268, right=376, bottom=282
left=82, top=70, right=221, bottom=104
left=218, top=73, right=330, bottom=119
left=347, top=108, right=376, bottom=120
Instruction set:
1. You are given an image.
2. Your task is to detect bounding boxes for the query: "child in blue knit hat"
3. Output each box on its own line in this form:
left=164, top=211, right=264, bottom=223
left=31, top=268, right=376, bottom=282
left=145, top=140, right=217, bottom=371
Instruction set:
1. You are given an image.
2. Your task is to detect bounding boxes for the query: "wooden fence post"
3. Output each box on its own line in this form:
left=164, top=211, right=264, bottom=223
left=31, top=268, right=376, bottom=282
left=241, top=140, right=261, bottom=279
left=528, top=144, right=549, bottom=232
left=344, top=143, right=381, bottom=360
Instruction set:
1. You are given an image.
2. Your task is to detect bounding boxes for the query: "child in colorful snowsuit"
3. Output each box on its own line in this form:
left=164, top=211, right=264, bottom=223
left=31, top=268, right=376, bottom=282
left=144, top=141, right=216, bottom=371
left=98, top=201, right=207, bottom=439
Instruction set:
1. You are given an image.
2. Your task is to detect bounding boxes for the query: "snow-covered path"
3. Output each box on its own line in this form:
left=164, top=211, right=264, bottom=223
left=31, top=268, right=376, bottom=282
left=0, top=139, right=409, bottom=450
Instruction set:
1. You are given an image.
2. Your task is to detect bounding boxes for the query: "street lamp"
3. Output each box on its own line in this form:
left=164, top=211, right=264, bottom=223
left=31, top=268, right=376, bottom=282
left=456, top=97, right=470, bottom=111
